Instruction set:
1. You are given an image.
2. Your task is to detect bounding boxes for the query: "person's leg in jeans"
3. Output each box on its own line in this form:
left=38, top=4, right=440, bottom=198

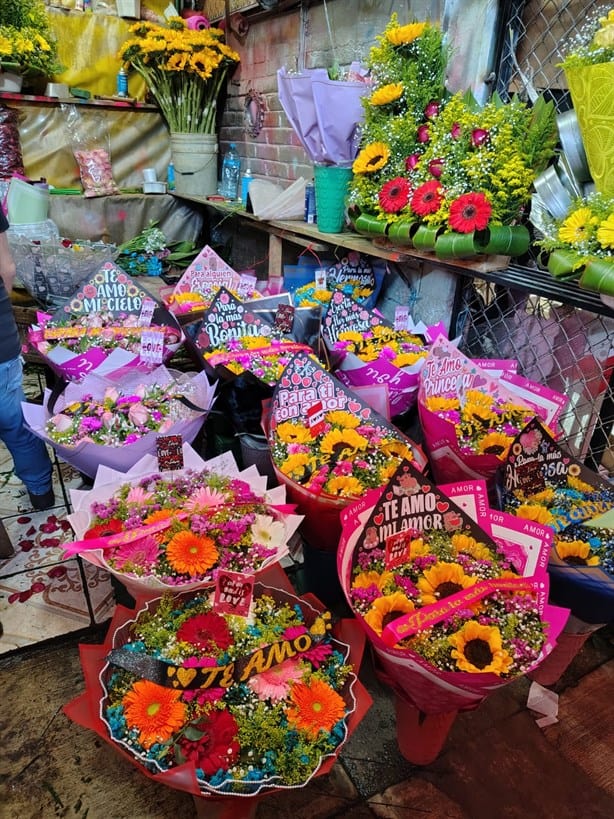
left=0, top=356, right=54, bottom=504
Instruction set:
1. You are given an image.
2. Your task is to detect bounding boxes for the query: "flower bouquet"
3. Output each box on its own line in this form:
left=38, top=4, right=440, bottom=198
left=562, top=8, right=614, bottom=195
left=21, top=366, right=215, bottom=478
left=499, top=418, right=614, bottom=629
left=418, top=335, right=567, bottom=492
left=338, top=458, right=568, bottom=763
left=0, top=0, right=63, bottom=88
left=348, top=15, right=557, bottom=261
left=119, top=18, right=240, bottom=135
left=25, top=264, right=184, bottom=382
left=163, top=246, right=261, bottom=326
left=64, top=444, right=303, bottom=600
left=292, top=252, right=386, bottom=311
left=322, top=290, right=439, bottom=417
left=188, top=288, right=317, bottom=388
left=266, top=352, right=426, bottom=552
left=115, top=221, right=198, bottom=280
left=63, top=563, right=372, bottom=815
left=536, top=191, right=614, bottom=299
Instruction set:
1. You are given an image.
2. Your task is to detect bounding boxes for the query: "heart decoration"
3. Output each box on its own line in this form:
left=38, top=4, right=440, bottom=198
left=291, top=372, right=302, bottom=385
left=348, top=400, right=362, bottom=414
left=176, top=667, right=197, bottom=687
left=373, top=513, right=384, bottom=526
left=436, top=501, right=449, bottom=513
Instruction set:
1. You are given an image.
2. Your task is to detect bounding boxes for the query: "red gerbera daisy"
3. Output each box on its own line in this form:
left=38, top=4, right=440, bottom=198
left=84, top=518, right=124, bottom=539
left=176, top=612, right=233, bottom=652
left=448, top=192, right=492, bottom=233
left=175, top=709, right=240, bottom=775
left=378, top=176, right=411, bottom=213
left=410, top=180, right=443, bottom=216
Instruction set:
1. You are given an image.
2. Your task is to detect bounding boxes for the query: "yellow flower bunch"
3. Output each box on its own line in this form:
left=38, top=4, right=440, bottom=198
left=0, top=0, right=62, bottom=79
left=119, top=17, right=240, bottom=133
left=538, top=191, right=614, bottom=272
left=561, top=8, right=614, bottom=68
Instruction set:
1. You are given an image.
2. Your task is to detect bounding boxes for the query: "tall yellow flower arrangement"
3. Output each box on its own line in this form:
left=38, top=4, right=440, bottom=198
left=119, top=17, right=240, bottom=134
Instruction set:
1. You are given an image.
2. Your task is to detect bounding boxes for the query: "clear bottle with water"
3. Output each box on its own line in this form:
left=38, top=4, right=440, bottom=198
left=219, top=143, right=241, bottom=200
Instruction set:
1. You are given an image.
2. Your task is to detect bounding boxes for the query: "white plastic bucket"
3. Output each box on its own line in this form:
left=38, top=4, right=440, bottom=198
left=170, top=132, right=218, bottom=197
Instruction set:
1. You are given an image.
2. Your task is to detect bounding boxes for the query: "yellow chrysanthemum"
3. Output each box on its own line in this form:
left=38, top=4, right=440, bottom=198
left=596, top=214, right=614, bottom=249
left=449, top=621, right=514, bottom=675
left=386, top=22, right=427, bottom=46
left=417, top=562, right=478, bottom=605
left=320, top=428, right=369, bottom=456
left=558, top=207, right=595, bottom=246
left=370, top=82, right=404, bottom=106
left=353, top=142, right=391, bottom=174
left=364, top=591, right=414, bottom=636
left=555, top=539, right=600, bottom=566
left=325, top=411, right=361, bottom=429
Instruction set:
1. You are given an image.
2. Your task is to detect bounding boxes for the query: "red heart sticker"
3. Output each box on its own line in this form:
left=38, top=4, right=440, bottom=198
left=373, top=513, right=384, bottom=526
left=436, top=501, right=449, bottom=513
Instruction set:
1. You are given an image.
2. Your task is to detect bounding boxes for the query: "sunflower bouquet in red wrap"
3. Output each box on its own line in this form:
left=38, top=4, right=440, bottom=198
left=337, top=458, right=568, bottom=762
left=63, top=564, right=371, bottom=812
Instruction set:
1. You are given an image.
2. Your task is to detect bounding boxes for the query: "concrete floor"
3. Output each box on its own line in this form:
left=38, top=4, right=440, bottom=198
left=1, top=367, right=614, bottom=818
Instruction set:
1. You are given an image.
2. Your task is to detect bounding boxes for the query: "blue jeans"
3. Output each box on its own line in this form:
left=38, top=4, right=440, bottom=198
left=0, top=356, right=53, bottom=496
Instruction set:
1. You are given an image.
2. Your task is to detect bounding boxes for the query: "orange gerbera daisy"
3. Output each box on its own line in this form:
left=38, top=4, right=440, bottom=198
left=165, top=529, right=219, bottom=575
left=286, top=677, right=346, bottom=737
left=122, top=679, right=187, bottom=749
left=144, top=509, right=175, bottom=525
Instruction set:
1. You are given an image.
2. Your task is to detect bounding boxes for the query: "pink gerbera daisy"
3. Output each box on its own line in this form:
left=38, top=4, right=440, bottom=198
left=248, top=658, right=305, bottom=702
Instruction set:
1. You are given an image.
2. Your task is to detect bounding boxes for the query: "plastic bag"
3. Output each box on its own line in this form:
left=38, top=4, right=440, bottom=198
left=0, top=106, right=25, bottom=179
left=61, top=104, right=120, bottom=198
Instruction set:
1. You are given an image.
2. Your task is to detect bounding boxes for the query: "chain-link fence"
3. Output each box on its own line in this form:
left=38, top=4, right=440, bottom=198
left=454, top=1, right=614, bottom=472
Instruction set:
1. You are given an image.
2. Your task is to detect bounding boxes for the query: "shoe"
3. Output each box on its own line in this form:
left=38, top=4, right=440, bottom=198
left=28, top=488, right=55, bottom=511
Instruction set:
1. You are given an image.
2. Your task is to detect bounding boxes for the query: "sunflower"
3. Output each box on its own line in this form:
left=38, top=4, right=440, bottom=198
left=386, top=21, right=427, bottom=46
left=555, top=538, right=600, bottom=566
left=417, top=562, right=478, bottom=605
left=165, top=529, right=219, bottom=575
left=411, top=180, right=443, bottom=216
left=352, top=570, right=395, bottom=590
left=320, top=428, right=369, bottom=457
left=353, top=142, right=391, bottom=174
left=567, top=475, right=597, bottom=494
left=448, top=621, right=514, bottom=675
left=122, top=680, right=187, bottom=749
left=597, top=213, right=614, bottom=249
left=476, top=431, right=513, bottom=458
left=379, top=438, right=413, bottom=459
left=451, top=533, right=493, bottom=562
left=515, top=503, right=554, bottom=525
left=274, top=421, right=313, bottom=444
left=424, top=395, right=460, bottom=412
left=280, top=452, right=315, bottom=482
left=286, top=677, right=346, bottom=737
left=379, top=177, right=412, bottom=213
left=325, top=410, right=361, bottom=429
left=364, top=591, right=414, bottom=636
left=558, top=207, right=596, bottom=246
left=326, top=474, right=365, bottom=497
left=448, top=192, right=492, bottom=233
left=370, top=82, right=404, bottom=106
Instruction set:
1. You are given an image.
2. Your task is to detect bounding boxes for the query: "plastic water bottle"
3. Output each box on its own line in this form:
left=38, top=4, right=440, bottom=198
left=241, top=169, right=252, bottom=206
left=167, top=161, right=175, bottom=191
left=219, top=143, right=241, bottom=200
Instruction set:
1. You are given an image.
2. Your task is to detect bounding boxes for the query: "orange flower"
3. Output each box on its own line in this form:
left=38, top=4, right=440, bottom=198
left=144, top=509, right=175, bottom=524
left=165, top=530, right=219, bottom=575
left=286, top=677, right=346, bottom=737
left=122, top=680, right=186, bottom=749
